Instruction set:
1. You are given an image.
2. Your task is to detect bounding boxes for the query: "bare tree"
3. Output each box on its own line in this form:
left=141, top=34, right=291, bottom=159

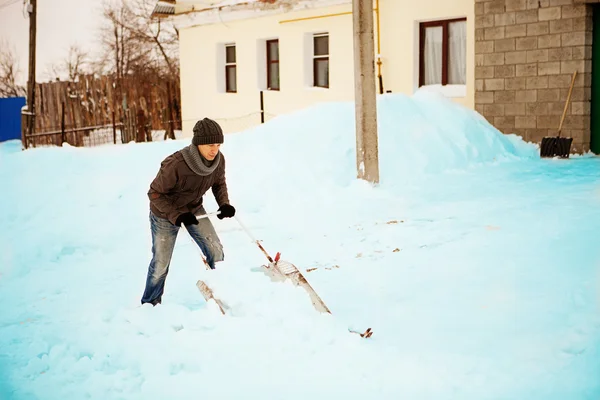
left=43, top=62, right=62, bottom=82
left=0, top=40, right=26, bottom=98
left=65, top=45, right=89, bottom=81
left=97, top=0, right=178, bottom=79
left=43, top=44, right=89, bottom=82
left=97, top=0, right=154, bottom=77
left=122, top=0, right=179, bottom=77
left=95, top=0, right=149, bottom=110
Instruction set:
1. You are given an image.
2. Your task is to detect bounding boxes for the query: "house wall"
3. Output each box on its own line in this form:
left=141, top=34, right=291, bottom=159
left=379, top=0, right=475, bottom=108
left=474, top=0, right=594, bottom=153
left=178, top=0, right=475, bottom=136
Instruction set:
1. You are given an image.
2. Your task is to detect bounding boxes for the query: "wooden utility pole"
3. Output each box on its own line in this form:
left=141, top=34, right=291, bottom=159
left=23, top=0, right=37, bottom=149
left=352, top=0, right=379, bottom=183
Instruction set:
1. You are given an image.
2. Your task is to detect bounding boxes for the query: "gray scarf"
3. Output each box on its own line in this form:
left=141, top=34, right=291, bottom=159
left=181, top=144, right=221, bottom=176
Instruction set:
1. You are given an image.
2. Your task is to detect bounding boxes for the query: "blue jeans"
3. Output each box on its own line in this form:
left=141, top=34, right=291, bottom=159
left=141, top=208, right=224, bottom=305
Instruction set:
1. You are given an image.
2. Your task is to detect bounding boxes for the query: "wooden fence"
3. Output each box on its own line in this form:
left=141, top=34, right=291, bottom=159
left=23, top=74, right=181, bottom=148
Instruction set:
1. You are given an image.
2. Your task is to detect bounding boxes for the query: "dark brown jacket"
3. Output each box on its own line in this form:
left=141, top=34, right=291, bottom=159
left=148, top=150, right=230, bottom=225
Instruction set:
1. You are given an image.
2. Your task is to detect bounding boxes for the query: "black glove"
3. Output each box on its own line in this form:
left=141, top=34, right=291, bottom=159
left=217, top=204, right=235, bottom=219
left=176, top=212, right=199, bottom=226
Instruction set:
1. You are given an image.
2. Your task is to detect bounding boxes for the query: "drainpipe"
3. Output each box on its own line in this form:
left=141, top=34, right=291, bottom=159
left=375, top=0, right=383, bottom=94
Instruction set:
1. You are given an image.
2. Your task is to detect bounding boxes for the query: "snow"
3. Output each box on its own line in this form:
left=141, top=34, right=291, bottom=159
left=1, top=89, right=600, bottom=399
left=419, top=83, right=467, bottom=98
left=174, top=0, right=353, bottom=28
left=175, top=0, right=349, bottom=7
left=175, top=0, right=258, bottom=11
left=176, top=0, right=254, bottom=5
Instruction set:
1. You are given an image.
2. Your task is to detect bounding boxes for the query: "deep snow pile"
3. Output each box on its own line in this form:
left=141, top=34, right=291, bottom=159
left=0, top=91, right=598, bottom=400
left=222, top=90, right=539, bottom=230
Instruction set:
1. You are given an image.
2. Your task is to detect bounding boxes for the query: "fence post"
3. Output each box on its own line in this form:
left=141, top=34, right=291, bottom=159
left=260, top=90, right=264, bottom=123
left=112, top=111, right=116, bottom=144
left=61, top=101, right=66, bottom=145
left=21, top=111, right=27, bottom=149
left=166, top=81, right=175, bottom=140
left=69, top=99, right=78, bottom=146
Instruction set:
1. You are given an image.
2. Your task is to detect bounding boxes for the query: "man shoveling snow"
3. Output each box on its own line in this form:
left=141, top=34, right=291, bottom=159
left=137, top=118, right=372, bottom=338
left=140, top=118, right=236, bottom=306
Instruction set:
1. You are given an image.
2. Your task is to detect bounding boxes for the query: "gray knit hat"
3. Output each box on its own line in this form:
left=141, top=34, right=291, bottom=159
left=192, top=118, right=224, bottom=145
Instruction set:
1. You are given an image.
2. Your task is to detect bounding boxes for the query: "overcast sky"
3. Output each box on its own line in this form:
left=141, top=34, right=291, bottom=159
left=0, top=0, right=105, bottom=85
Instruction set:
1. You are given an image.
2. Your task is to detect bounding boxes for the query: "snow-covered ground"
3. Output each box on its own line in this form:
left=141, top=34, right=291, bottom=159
left=1, top=90, right=599, bottom=400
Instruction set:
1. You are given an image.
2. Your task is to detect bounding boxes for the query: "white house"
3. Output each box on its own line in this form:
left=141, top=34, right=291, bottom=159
left=152, top=0, right=475, bottom=136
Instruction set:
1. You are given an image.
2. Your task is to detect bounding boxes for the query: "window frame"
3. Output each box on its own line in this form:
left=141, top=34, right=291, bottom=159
left=312, top=33, right=329, bottom=88
left=225, top=43, right=237, bottom=93
left=266, top=39, right=280, bottom=91
left=418, top=17, right=467, bottom=87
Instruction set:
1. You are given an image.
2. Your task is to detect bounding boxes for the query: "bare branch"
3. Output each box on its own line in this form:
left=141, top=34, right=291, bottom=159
left=42, top=44, right=90, bottom=82
left=43, top=62, right=62, bottom=82
left=0, top=39, right=26, bottom=98
left=65, top=45, right=89, bottom=81
left=99, top=0, right=179, bottom=77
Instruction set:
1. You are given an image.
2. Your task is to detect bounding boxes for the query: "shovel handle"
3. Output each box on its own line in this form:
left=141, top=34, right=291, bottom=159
left=235, top=215, right=275, bottom=263
left=234, top=215, right=258, bottom=242
left=558, top=70, right=577, bottom=136
left=196, top=211, right=221, bottom=220
left=195, top=211, right=276, bottom=264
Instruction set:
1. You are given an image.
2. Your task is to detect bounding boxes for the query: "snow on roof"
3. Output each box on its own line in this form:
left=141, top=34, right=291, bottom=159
left=174, top=0, right=264, bottom=12
left=176, top=0, right=259, bottom=7
left=169, top=0, right=352, bottom=27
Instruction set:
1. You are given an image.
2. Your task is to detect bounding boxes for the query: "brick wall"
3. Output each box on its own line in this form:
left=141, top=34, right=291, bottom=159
left=475, top=0, right=594, bottom=153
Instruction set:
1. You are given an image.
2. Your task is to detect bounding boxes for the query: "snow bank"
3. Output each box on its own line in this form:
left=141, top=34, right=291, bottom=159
left=225, top=90, right=537, bottom=187
left=221, top=90, right=538, bottom=228
left=0, top=139, right=23, bottom=154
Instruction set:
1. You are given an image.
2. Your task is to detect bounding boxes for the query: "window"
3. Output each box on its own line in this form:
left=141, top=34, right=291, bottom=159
left=313, top=33, right=329, bottom=88
left=225, top=44, right=236, bottom=93
left=266, top=39, right=279, bottom=90
left=419, top=18, right=466, bottom=87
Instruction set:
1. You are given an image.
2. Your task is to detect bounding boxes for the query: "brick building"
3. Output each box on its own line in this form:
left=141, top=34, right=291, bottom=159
left=475, top=0, right=600, bottom=154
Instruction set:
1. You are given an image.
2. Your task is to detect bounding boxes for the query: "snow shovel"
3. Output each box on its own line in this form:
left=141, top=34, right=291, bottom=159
left=234, top=215, right=373, bottom=339
left=540, top=70, right=576, bottom=158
